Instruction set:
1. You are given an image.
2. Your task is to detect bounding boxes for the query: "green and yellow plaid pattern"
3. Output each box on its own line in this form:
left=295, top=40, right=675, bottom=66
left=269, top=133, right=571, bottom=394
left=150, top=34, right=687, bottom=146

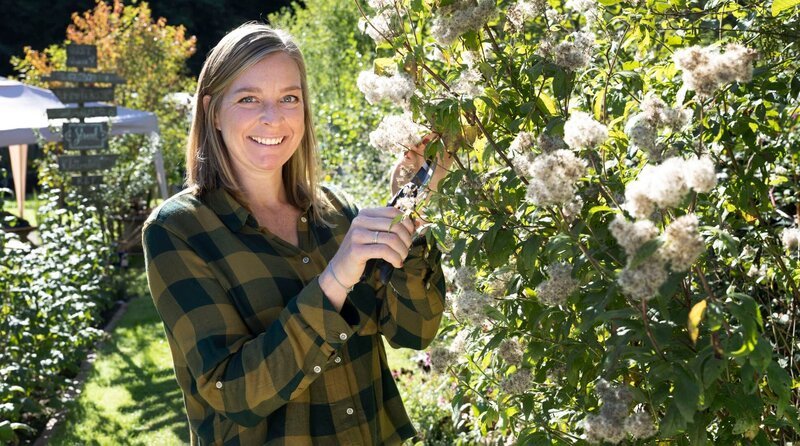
left=142, top=186, right=445, bottom=445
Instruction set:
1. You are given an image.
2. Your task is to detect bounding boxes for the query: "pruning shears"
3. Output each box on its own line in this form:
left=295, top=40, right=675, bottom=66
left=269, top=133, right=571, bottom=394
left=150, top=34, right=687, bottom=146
left=362, top=157, right=439, bottom=285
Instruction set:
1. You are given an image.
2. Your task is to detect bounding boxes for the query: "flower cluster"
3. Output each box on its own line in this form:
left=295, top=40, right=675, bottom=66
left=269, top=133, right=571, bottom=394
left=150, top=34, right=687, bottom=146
left=623, top=156, right=716, bottom=219
left=429, top=346, right=458, bottom=373
left=535, top=262, right=580, bottom=306
left=523, top=149, right=587, bottom=206
left=453, top=68, right=485, bottom=98
left=356, top=69, right=415, bottom=107
left=673, top=43, right=758, bottom=97
left=611, top=213, right=705, bottom=300
left=582, top=380, right=657, bottom=444
left=358, top=11, right=401, bottom=44
left=506, top=0, right=547, bottom=32
left=564, top=0, right=599, bottom=26
left=500, top=368, right=533, bottom=395
left=497, top=338, right=524, bottom=365
left=661, top=214, right=704, bottom=272
left=624, top=95, right=691, bottom=159
left=539, top=31, right=595, bottom=72
left=449, top=265, right=488, bottom=324
left=564, top=111, right=608, bottom=149
left=782, top=227, right=800, bottom=252
left=430, top=0, right=497, bottom=46
left=369, top=113, right=426, bottom=154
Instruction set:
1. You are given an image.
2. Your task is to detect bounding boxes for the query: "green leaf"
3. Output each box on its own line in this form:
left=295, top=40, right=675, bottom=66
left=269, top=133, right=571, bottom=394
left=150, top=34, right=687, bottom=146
left=772, top=0, right=800, bottom=16
left=767, top=361, right=791, bottom=417
left=628, top=238, right=664, bottom=269
left=673, top=367, right=700, bottom=422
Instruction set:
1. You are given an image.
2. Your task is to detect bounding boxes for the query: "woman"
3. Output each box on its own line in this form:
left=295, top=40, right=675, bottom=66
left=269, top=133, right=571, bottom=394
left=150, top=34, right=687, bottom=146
left=142, top=23, right=445, bottom=445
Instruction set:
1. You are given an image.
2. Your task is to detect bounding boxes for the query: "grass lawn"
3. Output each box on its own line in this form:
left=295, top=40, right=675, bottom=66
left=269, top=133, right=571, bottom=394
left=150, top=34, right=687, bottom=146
left=48, top=283, right=418, bottom=445
left=48, top=296, right=189, bottom=446
left=2, top=194, right=41, bottom=227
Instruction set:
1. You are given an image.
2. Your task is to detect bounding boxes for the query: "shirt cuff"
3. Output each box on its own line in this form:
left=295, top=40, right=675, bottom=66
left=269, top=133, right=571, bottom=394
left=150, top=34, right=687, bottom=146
left=292, top=277, right=356, bottom=351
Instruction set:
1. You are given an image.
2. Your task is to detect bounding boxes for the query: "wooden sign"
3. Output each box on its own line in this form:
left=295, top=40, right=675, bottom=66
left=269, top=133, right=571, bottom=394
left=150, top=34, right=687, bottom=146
left=70, top=175, right=104, bottom=186
left=52, top=87, right=114, bottom=104
left=62, top=123, right=109, bottom=150
left=66, top=44, right=97, bottom=69
left=43, top=71, right=124, bottom=84
left=47, top=106, right=117, bottom=120
left=57, top=155, right=118, bottom=172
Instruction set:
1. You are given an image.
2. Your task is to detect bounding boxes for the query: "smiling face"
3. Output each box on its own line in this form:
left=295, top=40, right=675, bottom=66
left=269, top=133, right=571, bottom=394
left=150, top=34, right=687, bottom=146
left=212, top=51, right=305, bottom=180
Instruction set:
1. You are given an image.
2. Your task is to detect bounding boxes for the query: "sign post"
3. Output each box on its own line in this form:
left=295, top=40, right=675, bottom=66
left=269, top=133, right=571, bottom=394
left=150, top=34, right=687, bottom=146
left=45, top=43, right=125, bottom=189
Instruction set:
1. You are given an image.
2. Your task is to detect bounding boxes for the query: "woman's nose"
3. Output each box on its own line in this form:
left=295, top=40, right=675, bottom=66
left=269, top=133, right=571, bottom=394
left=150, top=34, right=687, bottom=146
left=259, top=103, right=284, bottom=124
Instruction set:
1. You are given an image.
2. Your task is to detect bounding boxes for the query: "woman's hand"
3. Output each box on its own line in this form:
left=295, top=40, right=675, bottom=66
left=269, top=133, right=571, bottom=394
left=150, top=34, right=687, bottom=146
left=320, top=206, right=416, bottom=309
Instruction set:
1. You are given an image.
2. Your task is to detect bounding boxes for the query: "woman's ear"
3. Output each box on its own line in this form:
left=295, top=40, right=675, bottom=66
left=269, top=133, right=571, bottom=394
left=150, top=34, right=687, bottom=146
left=202, top=95, right=220, bottom=130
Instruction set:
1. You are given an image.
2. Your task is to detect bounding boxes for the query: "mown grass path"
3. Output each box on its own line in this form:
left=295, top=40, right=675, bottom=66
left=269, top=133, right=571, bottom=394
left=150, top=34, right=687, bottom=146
left=49, top=296, right=189, bottom=445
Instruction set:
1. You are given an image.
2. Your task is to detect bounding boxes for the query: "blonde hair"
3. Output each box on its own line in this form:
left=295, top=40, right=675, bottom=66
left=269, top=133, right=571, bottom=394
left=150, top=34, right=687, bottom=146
left=186, top=22, right=335, bottom=225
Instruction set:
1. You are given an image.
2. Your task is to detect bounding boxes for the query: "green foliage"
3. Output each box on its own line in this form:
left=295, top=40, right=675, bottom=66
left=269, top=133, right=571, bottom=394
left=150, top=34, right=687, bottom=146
left=269, top=0, right=395, bottom=206
left=0, top=189, right=117, bottom=444
left=354, top=0, right=800, bottom=443
left=11, top=0, right=196, bottom=233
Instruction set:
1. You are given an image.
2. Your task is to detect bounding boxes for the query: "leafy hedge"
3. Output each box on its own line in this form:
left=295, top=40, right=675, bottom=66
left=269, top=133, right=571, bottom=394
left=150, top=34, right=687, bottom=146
left=0, top=190, right=118, bottom=444
left=355, top=0, right=800, bottom=443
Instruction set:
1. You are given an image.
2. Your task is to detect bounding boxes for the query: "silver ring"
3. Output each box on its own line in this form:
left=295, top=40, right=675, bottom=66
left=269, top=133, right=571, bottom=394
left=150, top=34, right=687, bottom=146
left=373, top=231, right=380, bottom=244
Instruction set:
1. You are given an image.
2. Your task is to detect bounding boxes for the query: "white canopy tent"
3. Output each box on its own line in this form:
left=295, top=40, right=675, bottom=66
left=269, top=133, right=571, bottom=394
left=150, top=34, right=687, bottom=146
left=0, top=77, right=168, bottom=219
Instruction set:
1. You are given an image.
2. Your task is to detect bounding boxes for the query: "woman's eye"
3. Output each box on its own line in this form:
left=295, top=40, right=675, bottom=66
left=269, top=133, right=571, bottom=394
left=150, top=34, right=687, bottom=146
left=239, top=96, right=257, bottom=104
left=281, top=95, right=300, bottom=104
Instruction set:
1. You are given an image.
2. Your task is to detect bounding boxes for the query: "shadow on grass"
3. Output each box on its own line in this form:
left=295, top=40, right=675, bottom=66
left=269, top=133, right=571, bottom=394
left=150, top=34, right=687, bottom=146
left=50, top=296, right=191, bottom=445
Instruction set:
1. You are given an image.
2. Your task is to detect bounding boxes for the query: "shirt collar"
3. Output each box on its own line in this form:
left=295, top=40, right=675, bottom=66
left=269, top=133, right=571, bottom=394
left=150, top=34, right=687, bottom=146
left=203, top=188, right=313, bottom=232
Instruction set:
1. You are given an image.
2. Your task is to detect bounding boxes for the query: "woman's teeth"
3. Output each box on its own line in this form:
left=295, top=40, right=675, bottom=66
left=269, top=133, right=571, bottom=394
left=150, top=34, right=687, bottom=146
left=251, top=136, right=283, bottom=145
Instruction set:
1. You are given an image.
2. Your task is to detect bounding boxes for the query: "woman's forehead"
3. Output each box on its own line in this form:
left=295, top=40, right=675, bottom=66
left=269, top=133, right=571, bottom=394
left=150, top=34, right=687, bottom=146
left=227, top=52, right=303, bottom=92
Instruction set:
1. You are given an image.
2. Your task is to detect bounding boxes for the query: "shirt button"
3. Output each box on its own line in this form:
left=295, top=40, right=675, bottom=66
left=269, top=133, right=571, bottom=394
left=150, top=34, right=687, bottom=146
left=215, top=381, right=223, bottom=389
left=334, top=356, right=342, bottom=364
left=313, top=365, right=322, bottom=373
left=339, top=333, right=348, bottom=341
left=301, top=216, right=307, bottom=223
left=302, top=256, right=310, bottom=264
left=346, top=408, right=354, bottom=415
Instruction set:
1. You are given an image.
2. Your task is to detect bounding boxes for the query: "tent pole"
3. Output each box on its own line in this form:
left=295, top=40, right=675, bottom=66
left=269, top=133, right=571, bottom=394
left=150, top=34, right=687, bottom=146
left=8, top=144, right=28, bottom=220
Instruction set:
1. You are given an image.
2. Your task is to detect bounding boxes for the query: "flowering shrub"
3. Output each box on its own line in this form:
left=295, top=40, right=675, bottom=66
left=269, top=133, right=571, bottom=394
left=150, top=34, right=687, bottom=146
left=357, top=0, right=799, bottom=443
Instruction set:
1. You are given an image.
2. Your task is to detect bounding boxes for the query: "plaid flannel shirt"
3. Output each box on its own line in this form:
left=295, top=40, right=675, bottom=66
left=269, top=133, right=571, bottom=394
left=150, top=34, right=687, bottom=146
left=142, top=185, right=445, bottom=445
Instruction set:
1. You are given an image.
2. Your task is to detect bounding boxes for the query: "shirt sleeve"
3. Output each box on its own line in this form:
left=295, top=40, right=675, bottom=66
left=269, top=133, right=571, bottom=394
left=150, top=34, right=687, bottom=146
left=326, top=186, right=446, bottom=350
left=143, top=221, right=358, bottom=427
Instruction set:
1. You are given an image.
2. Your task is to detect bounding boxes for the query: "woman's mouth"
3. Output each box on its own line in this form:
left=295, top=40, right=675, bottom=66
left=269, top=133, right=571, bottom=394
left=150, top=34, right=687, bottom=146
left=250, top=136, right=285, bottom=146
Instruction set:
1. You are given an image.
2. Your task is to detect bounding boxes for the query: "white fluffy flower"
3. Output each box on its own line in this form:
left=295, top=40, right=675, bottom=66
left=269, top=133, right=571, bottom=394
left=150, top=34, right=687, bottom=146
left=661, top=214, right=704, bottom=272
left=535, top=262, right=579, bottom=306
left=500, top=368, right=532, bottom=394
left=357, top=70, right=415, bottom=106
left=369, top=113, right=426, bottom=154
left=497, top=338, right=524, bottom=365
left=684, top=156, right=717, bottom=193
left=431, top=0, right=497, bottom=45
left=782, top=227, right=800, bottom=251
left=564, top=111, right=608, bottom=149
left=430, top=347, right=458, bottom=373
left=453, top=68, right=485, bottom=98
left=608, top=215, right=658, bottom=258
left=618, top=257, right=668, bottom=301
left=506, top=0, right=547, bottom=31
left=624, top=411, right=658, bottom=439
left=525, top=149, right=587, bottom=206
left=358, top=11, right=400, bottom=44
left=452, top=265, right=477, bottom=290
left=624, top=95, right=691, bottom=158
left=623, top=156, right=715, bottom=219
left=452, top=289, right=489, bottom=324
left=551, top=31, right=596, bottom=71
left=673, top=43, right=758, bottom=97
left=367, top=0, right=395, bottom=9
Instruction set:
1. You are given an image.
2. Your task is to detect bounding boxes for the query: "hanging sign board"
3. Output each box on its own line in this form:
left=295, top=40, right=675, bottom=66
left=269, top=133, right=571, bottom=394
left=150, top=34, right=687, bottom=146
left=43, top=71, right=125, bottom=84
left=66, top=44, right=97, bottom=69
left=52, top=87, right=114, bottom=104
left=70, top=175, right=104, bottom=186
left=57, top=154, right=118, bottom=172
left=46, top=106, right=117, bottom=120
left=62, top=123, right=109, bottom=151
